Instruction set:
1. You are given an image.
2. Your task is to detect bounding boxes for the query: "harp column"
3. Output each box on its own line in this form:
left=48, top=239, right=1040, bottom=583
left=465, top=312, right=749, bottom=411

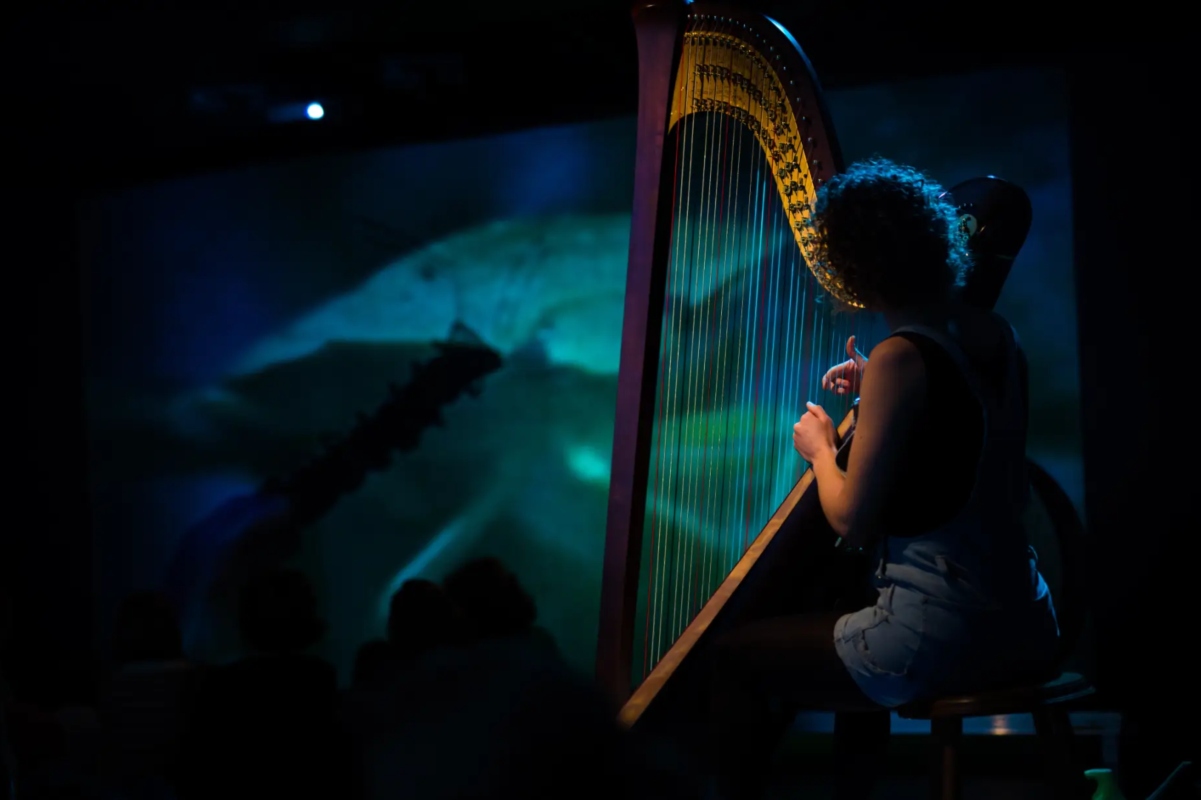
left=596, top=0, right=687, bottom=703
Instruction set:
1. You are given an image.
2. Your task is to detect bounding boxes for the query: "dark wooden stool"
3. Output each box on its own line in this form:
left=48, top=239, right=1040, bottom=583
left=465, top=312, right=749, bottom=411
left=897, top=672, right=1095, bottom=800
left=895, top=460, right=1095, bottom=800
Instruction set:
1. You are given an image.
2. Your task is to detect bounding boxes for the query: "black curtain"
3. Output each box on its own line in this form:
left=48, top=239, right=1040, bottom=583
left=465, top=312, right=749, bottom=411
left=1069, top=42, right=1197, bottom=795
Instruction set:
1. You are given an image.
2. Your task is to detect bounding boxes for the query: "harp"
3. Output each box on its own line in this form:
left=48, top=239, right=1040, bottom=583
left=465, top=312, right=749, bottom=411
left=596, top=1, right=878, bottom=730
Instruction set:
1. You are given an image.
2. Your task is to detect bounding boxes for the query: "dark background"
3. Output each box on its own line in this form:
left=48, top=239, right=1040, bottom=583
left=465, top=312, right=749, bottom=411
left=5, top=0, right=1193, bottom=786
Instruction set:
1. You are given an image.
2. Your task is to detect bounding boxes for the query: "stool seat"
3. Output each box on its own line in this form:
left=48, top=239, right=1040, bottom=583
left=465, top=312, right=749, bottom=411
left=897, top=672, right=1095, bottom=720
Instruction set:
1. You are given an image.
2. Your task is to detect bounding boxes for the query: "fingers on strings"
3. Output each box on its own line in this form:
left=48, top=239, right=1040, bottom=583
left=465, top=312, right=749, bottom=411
left=823, top=376, right=852, bottom=395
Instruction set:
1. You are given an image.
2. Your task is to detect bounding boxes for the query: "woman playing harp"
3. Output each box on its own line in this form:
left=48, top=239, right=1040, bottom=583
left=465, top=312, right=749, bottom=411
left=704, top=159, right=1061, bottom=800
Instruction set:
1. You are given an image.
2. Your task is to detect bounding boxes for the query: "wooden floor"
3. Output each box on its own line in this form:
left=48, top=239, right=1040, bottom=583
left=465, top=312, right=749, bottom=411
left=769, top=773, right=1057, bottom=799
left=765, top=711, right=1121, bottom=799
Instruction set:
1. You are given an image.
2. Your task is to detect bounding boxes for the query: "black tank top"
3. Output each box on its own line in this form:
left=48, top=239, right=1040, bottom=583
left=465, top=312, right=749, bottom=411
left=880, top=331, right=1014, bottom=538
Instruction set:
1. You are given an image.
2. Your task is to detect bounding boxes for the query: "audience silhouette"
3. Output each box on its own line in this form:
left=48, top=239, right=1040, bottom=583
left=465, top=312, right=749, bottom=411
left=442, top=557, right=536, bottom=640
left=441, top=556, right=558, bottom=654
left=342, top=556, right=697, bottom=800
left=2, top=553, right=698, bottom=800
left=99, top=592, right=198, bottom=799
left=110, top=594, right=184, bottom=667
left=387, top=578, right=461, bottom=664
left=178, top=568, right=343, bottom=800
left=350, top=639, right=395, bottom=689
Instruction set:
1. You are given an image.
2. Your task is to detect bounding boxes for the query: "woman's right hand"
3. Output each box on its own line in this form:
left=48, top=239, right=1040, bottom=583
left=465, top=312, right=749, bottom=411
left=821, top=335, right=868, bottom=396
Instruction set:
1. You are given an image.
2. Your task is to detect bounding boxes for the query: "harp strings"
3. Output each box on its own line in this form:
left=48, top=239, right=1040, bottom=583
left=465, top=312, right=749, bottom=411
left=636, top=16, right=867, bottom=683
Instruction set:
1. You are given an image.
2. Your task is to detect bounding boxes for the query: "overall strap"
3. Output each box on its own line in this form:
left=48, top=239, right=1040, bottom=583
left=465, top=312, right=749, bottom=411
left=890, top=323, right=975, bottom=392
left=873, top=319, right=1024, bottom=581
left=888, top=318, right=1020, bottom=408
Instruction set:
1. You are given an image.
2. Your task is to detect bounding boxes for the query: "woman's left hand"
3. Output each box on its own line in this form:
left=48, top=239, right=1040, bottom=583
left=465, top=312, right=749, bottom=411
left=792, top=402, right=836, bottom=462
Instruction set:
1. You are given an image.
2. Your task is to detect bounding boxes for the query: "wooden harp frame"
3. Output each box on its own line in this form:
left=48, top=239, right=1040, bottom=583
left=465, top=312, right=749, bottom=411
left=596, top=0, right=849, bottom=721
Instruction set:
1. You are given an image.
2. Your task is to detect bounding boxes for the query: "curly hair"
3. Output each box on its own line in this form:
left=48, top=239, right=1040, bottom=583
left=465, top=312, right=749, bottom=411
left=809, top=157, right=971, bottom=310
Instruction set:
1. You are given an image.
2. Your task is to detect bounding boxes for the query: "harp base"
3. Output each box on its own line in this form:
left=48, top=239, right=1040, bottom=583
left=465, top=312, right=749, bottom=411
left=625, top=505, right=873, bottom=735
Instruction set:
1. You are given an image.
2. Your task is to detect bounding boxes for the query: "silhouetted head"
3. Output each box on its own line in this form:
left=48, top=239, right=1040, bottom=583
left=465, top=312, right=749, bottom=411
left=237, top=568, right=326, bottom=654
left=442, top=557, right=537, bottom=641
left=352, top=638, right=396, bottom=687
left=810, top=157, right=971, bottom=311
left=386, top=578, right=460, bottom=661
left=111, top=592, right=184, bottom=666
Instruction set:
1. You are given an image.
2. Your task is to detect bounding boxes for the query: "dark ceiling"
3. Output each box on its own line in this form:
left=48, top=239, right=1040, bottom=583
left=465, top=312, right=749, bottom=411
left=9, top=0, right=1157, bottom=190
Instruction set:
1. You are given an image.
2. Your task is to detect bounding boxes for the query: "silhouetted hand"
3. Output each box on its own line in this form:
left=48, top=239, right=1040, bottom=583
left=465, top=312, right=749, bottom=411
left=821, top=336, right=867, bottom=396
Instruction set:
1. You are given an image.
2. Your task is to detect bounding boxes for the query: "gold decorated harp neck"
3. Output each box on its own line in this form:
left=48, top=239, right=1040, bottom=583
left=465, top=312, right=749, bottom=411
left=650, top=3, right=860, bottom=308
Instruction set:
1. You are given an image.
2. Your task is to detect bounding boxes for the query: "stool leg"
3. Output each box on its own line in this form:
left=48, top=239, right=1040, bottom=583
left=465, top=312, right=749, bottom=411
left=1032, top=707, right=1090, bottom=800
left=930, top=717, right=963, bottom=800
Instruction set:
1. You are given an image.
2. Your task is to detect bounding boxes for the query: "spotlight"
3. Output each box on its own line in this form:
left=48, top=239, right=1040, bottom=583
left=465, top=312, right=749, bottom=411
left=306, top=102, right=324, bottom=120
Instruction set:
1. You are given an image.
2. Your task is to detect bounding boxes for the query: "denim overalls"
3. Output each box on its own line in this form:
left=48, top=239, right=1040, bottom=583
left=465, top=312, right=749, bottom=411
left=833, top=321, right=1060, bottom=708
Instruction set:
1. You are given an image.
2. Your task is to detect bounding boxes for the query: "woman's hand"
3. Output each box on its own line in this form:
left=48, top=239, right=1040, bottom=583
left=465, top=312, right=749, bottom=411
left=822, top=335, right=868, bottom=396
left=793, top=402, right=837, bottom=463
